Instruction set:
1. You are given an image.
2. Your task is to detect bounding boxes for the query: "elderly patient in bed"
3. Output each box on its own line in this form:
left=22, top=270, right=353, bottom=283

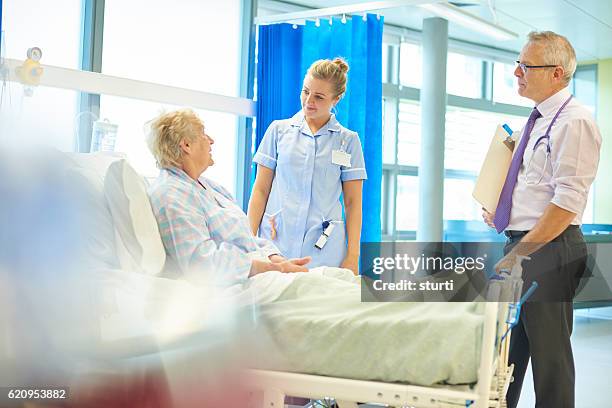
left=146, top=109, right=312, bottom=285
left=145, top=109, right=484, bottom=387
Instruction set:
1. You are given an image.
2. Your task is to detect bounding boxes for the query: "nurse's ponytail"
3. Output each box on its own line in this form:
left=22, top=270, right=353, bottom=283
left=307, top=57, right=349, bottom=99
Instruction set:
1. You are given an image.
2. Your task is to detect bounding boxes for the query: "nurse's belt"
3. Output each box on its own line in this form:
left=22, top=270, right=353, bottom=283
left=472, top=124, right=518, bottom=213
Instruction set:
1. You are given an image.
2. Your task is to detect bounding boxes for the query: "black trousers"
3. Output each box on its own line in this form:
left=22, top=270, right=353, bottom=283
left=504, top=225, right=587, bottom=408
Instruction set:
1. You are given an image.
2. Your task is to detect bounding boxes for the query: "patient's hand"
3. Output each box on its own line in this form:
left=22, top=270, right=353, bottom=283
left=268, top=254, right=285, bottom=263
left=249, top=257, right=310, bottom=277
left=482, top=208, right=495, bottom=228
left=277, top=257, right=310, bottom=273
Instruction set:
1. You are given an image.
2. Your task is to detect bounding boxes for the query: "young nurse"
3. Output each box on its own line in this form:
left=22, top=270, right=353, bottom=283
left=248, top=58, right=367, bottom=275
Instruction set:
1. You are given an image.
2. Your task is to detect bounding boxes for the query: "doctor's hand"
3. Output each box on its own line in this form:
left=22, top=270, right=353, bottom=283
left=482, top=208, right=496, bottom=229
left=494, top=252, right=517, bottom=274
left=341, top=254, right=359, bottom=276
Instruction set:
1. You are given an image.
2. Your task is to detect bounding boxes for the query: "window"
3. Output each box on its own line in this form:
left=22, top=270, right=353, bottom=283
left=397, top=100, right=420, bottom=166
left=390, top=102, right=528, bottom=224
left=399, top=42, right=422, bottom=89
left=400, top=44, right=484, bottom=99
left=0, top=87, right=80, bottom=151
left=445, top=106, right=527, bottom=172
left=396, top=175, right=419, bottom=231
left=382, top=98, right=396, bottom=164
left=383, top=35, right=539, bottom=239
left=444, top=178, right=480, bottom=221
left=0, top=0, right=83, bottom=151
left=382, top=43, right=389, bottom=83
left=394, top=102, right=527, bottom=173
left=102, top=0, right=241, bottom=95
left=99, top=0, right=243, bottom=195
left=1, top=0, right=82, bottom=68
left=446, top=52, right=483, bottom=99
left=573, top=65, right=597, bottom=115
left=492, top=62, right=532, bottom=107
left=98, top=97, right=237, bottom=190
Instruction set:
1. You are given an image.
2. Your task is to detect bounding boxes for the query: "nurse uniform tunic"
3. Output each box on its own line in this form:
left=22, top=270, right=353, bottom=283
left=253, top=111, right=367, bottom=268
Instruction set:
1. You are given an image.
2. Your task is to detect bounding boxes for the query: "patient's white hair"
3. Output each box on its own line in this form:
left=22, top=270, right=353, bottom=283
left=146, top=109, right=203, bottom=168
left=527, top=31, right=576, bottom=85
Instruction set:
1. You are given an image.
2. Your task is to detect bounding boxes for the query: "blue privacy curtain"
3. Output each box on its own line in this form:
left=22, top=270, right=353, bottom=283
left=255, top=14, right=383, bottom=242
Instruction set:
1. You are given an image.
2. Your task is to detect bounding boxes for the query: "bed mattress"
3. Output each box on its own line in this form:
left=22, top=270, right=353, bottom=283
left=248, top=268, right=485, bottom=386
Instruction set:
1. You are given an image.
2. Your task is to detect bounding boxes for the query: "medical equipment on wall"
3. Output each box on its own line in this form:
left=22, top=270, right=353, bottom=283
left=15, top=47, right=43, bottom=96
left=90, top=119, right=119, bottom=152
left=525, top=95, right=573, bottom=185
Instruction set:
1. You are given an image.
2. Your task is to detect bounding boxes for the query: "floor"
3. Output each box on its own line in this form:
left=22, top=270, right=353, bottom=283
left=516, top=307, right=612, bottom=408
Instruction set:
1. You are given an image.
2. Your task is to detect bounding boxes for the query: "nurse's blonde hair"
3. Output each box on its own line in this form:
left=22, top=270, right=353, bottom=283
left=146, top=109, right=203, bottom=168
left=306, top=57, right=350, bottom=99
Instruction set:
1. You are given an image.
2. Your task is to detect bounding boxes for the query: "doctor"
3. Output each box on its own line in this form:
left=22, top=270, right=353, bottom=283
left=482, top=31, right=601, bottom=408
left=248, top=58, right=367, bottom=274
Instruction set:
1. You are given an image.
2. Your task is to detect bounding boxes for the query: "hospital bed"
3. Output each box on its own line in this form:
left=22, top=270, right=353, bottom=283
left=55, top=152, right=515, bottom=408
left=246, top=300, right=514, bottom=408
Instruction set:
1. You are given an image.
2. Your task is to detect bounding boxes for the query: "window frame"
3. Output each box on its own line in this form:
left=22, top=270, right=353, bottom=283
left=382, top=37, right=546, bottom=241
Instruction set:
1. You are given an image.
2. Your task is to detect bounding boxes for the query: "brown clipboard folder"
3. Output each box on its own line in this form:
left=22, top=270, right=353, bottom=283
left=472, top=124, right=518, bottom=213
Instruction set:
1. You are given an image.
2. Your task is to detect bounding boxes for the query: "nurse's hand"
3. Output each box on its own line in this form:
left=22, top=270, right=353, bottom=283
left=341, top=254, right=359, bottom=276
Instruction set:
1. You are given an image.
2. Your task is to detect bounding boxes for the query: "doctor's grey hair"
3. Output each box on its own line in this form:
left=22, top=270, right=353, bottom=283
left=146, top=108, right=203, bottom=168
left=306, top=57, right=350, bottom=99
left=527, top=31, right=576, bottom=85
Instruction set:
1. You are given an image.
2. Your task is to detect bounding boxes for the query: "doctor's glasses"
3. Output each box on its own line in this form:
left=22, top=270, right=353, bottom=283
left=515, top=61, right=558, bottom=75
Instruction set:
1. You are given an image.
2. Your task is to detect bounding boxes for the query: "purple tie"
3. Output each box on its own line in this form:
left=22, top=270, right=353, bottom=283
left=493, top=107, right=542, bottom=233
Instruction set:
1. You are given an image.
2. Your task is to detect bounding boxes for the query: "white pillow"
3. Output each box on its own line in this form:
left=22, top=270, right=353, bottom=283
left=104, top=159, right=166, bottom=275
left=64, top=152, right=127, bottom=269
left=67, top=152, right=127, bottom=180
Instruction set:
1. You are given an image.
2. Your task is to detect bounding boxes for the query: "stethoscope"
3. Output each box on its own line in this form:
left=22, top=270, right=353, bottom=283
left=525, top=95, right=573, bottom=185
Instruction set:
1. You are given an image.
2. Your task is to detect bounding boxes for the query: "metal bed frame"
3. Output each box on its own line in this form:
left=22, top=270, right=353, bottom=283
left=246, top=302, right=514, bottom=408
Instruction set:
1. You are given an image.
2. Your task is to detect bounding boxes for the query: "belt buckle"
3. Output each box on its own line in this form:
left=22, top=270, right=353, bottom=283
left=505, top=230, right=527, bottom=238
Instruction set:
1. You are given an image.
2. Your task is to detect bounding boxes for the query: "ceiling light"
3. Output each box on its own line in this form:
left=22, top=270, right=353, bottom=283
left=419, top=1, right=518, bottom=41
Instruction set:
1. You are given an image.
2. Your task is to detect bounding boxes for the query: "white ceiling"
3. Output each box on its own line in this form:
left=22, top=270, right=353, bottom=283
left=261, top=0, right=612, bottom=62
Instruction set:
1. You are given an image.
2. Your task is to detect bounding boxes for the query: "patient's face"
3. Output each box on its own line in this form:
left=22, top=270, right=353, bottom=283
left=192, top=124, right=215, bottom=171
left=301, top=75, right=339, bottom=122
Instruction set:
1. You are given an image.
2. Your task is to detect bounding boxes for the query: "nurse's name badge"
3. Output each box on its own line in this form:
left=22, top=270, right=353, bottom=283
left=332, top=150, right=351, bottom=167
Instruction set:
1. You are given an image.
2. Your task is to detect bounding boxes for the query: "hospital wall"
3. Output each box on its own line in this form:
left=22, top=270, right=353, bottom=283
left=595, top=58, right=612, bottom=223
